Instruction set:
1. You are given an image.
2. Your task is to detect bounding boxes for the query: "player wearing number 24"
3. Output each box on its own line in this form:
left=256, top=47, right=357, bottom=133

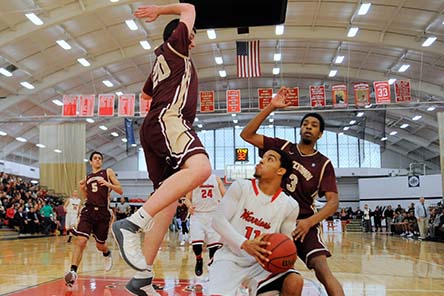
left=209, top=149, right=303, bottom=296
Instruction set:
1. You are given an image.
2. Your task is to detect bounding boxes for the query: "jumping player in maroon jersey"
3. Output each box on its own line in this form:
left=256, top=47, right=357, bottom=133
left=241, top=87, right=344, bottom=296
left=112, top=3, right=212, bottom=295
left=64, top=151, right=123, bottom=287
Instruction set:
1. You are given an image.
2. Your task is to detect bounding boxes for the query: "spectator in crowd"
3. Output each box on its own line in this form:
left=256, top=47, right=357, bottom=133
left=401, top=212, right=416, bottom=238
left=354, top=207, right=363, bottom=220
left=395, top=204, right=403, bottom=215
left=176, top=197, right=190, bottom=246
left=13, top=206, right=27, bottom=234
left=384, top=205, right=394, bottom=233
left=40, top=200, right=54, bottom=235
left=373, top=206, right=384, bottom=232
left=115, top=197, right=131, bottom=221
left=54, top=201, right=66, bottom=235
left=363, top=204, right=371, bottom=232
left=415, top=197, right=428, bottom=239
left=27, top=206, right=41, bottom=234
left=339, top=208, right=349, bottom=232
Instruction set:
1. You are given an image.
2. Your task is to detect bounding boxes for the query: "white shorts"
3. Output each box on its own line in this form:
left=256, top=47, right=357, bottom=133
left=190, top=212, right=221, bottom=247
left=65, top=213, right=78, bottom=229
left=208, top=259, right=297, bottom=296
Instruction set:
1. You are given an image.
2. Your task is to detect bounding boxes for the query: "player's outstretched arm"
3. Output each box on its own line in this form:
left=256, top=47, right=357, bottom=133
left=134, top=3, right=195, bottom=38
left=241, top=87, right=290, bottom=149
left=105, top=168, right=123, bottom=195
left=215, top=176, right=226, bottom=196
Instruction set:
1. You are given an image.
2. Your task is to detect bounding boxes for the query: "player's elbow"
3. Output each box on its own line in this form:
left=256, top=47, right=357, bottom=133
left=240, top=129, right=252, bottom=143
left=181, top=3, right=195, bottom=14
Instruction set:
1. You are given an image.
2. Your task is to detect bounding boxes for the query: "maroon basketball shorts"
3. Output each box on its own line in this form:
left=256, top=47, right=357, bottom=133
left=74, top=206, right=112, bottom=244
left=295, top=224, right=331, bottom=269
left=140, top=115, right=207, bottom=189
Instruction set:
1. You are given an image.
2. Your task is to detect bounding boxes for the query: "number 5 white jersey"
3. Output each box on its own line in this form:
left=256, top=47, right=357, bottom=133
left=191, top=174, right=223, bottom=212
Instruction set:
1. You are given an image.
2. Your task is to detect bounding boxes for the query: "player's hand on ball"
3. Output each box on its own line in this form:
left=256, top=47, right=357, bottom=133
left=241, top=235, right=271, bottom=268
left=134, top=5, right=160, bottom=22
left=292, top=219, right=312, bottom=243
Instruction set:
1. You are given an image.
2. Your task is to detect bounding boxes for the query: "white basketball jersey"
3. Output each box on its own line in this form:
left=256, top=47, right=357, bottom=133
left=67, top=197, right=81, bottom=214
left=216, top=178, right=298, bottom=266
left=191, top=175, right=223, bottom=212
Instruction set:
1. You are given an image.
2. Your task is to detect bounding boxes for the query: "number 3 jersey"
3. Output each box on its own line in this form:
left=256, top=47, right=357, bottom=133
left=191, top=174, right=223, bottom=212
left=213, top=179, right=299, bottom=267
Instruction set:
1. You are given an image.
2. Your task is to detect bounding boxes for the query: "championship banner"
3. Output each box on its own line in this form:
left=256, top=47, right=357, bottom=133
left=258, top=88, right=272, bottom=110
left=286, top=87, right=299, bottom=107
left=62, top=95, right=79, bottom=117
left=235, top=148, right=249, bottom=162
left=98, top=94, right=115, bottom=116
left=124, top=118, right=136, bottom=145
left=373, top=81, right=391, bottom=104
left=309, top=85, right=326, bottom=107
left=395, top=80, right=412, bottom=103
left=200, top=90, right=215, bottom=112
left=118, top=93, right=135, bottom=117
left=332, top=84, right=348, bottom=108
left=79, top=94, right=95, bottom=117
left=226, top=89, right=241, bottom=113
left=139, top=93, right=152, bottom=117
left=353, top=83, right=370, bottom=107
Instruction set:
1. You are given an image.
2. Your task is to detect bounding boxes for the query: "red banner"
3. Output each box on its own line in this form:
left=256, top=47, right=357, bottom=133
left=200, top=91, right=215, bottom=112
left=395, top=80, right=412, bottom=103
left=286, top=87, right=299, bottom=107
left=98, top=94, right=115, bottom=116
left=62, top=95, right=79, bottom=116
left=78, top=94, right=95, bottom=117
left=309, top=85, right=326, bottom=107
left=373, top=81, right=391, bottom=104
left=353, top=83, right=370, bottom=107
left=226, top=90, right=241, bottom=113
left=139, top=93, right=152, bottom=117
left=258, top=88, right=272, bottom=110
left=118, top=94, right=135, bottom=116
left=332, top=84, right=348, bottom=108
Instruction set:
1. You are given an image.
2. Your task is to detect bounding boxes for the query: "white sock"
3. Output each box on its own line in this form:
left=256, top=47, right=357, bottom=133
left=134, top=267, right=154, bottom=279
left=128, top=207, right=153, bottom=231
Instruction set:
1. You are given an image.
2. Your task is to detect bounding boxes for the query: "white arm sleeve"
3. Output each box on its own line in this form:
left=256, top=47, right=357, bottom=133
left=280, top=200, right=300, bottom=238
left=212, top=180, right=247, bottom=255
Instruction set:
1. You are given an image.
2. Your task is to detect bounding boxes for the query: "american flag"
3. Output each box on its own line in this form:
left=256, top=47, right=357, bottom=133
left=236, top=40, right=261, bottom=78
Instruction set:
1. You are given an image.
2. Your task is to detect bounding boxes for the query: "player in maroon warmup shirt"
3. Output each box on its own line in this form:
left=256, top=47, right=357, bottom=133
left=241, top=87, right=344, bottom=296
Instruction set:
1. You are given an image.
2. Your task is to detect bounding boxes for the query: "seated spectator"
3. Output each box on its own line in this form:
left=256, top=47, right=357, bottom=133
left=384, top=205, right=394, bottom=233
left=354, top=207, right=363, bottom=220
left=13, top=206, right=27, bottom=234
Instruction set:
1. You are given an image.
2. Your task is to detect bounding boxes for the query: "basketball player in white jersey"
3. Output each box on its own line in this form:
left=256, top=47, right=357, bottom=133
left=64, top=190, right=81, bottom=243
left=209, top=149, right=303, bottom=296
left=186, top=174, right=226, bottom=276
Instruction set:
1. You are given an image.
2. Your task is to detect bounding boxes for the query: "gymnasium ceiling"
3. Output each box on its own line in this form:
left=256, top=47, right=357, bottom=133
left=0, top=0, right=444, bottom=171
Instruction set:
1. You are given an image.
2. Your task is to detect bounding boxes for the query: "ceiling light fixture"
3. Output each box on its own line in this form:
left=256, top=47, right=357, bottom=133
left=275, top=25, right=284, bottom=35
left=381, top=137, right=388, bottom=141
left=54, top=149, right=62, bottom=153
left=52, top=99, right=63, bottom=106
left=422, top=36, right=437, bottom=47
left=111, top=132, right=119, bottom=137
left=215, top=56, right=223, bottom=64
left=349, top=120, right=356, bottom=125
left=0, top=131, right=7, bottom=136
left=125, top=20, right=138, bottom=31
left=427, top=106, right=436, bottom=111
left=21, top=81, right=35, bottom=89
left=206, top=29, right=216, bottom=39
left=273, top=53, right=282, bottom=61
left=412, top=115, right=422, bottom=121
left=25, top=13, right=43, bottom=26
left=139, top=40, right=151, bottom=50
left=218, top=70, right=227, bottom=78
left=36, top=143, right=46, bottom=148
left=328, top=69, right=338, bottom=77
left=99, top=125, right=108, bottom=130
left=400, top=123, right=409, bottom=129
left=102, top=80, right=113, bottom=87
left=388, top=78, right=397, bottom=85
left=86, top=118, right=95, bottom=123
left=16, top=137, right=27, bottom=142
left=398, top=64, right=410, bottom=72
left=56, top=40, right=72, bottom=50
left=335, top=55, right=345, bottom=64
left=347, top=26, right=359, bottom=38
left=389, top=131, right=398, bottom=136
left=358, top=2, right=371, bottom=15
left=356, top=112, right=364, bottom=117
left=272, top=67, right=280, bottom=75
left=77, top=58, right=91, bottom=67
left=0, top=68, right=13, bottom=77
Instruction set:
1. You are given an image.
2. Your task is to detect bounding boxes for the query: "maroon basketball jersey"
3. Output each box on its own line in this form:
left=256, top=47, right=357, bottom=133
left=85, top=169, right=110, bottom=208
left=263, top=136, right=338, bottom=218
left=142, top=22, right=198, bottom=125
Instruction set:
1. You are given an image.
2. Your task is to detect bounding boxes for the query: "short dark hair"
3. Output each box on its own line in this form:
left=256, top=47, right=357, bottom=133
left=89, top=151, right=103, bottom=161
left=301, top=112, right=325, bottom=132
left=268, top=148, right=293, bottom=180
left=163, top=18, right=197, bottom=42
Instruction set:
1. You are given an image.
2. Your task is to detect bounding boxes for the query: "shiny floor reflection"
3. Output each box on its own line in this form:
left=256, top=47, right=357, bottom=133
left=0, top=232, right=443, bottom=295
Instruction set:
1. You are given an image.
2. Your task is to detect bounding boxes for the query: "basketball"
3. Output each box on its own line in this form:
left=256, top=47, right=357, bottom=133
left=261, top=233, right=297, bottom=274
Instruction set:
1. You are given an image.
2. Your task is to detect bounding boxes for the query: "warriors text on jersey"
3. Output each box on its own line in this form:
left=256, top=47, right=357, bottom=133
left=214, top=179, right=299, bottom=266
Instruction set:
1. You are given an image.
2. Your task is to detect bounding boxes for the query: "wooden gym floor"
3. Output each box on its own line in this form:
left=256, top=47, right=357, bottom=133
left=0, top=231, right=443, bottom=295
